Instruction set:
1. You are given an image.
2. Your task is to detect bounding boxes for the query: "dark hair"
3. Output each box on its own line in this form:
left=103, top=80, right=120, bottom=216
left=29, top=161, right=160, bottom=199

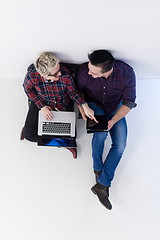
left=88, top=50, right=115, bottom=73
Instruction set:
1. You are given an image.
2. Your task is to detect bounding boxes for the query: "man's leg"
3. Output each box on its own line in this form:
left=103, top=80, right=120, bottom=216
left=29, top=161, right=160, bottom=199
left=23, top=101, right=39, bottom=142
left=87, top=102, right=107, bottom=172
left=91, top=117, right=127, bottom=210
left=92, top=131, right=108, bottom=171
left=97, top=117, right=127, bottom=187
left=91, top=130, right=113, bottom=210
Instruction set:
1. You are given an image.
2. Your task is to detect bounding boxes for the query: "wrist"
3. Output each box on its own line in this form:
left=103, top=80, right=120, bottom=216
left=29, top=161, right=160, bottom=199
left=77, top=104, right=82, bottom=109
left=110, top=118, right=116, bottom=125
left=82, top=102, right=88, bottom=109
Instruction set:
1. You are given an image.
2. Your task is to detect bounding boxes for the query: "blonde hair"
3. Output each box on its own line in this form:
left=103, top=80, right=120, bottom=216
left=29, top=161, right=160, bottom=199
left=35, top=52, right=59, bottom=75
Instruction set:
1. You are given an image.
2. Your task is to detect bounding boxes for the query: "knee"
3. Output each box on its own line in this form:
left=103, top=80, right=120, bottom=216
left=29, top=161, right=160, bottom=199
left=112, top=142, right=126, bottom=154
left=24, top=130, right=37, bottom=142
left=119, top=142, right=126, bottom=153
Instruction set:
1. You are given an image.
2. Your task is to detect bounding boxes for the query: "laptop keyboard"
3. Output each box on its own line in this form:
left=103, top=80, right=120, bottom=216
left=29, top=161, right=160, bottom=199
left=42, top=122, right=71, bottom=134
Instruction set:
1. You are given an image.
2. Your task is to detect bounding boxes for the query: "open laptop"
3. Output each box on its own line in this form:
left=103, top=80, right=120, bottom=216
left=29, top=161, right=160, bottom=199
left=86, top=115, right=108, bottom=133
left=37, top=111, right=76, bottom=147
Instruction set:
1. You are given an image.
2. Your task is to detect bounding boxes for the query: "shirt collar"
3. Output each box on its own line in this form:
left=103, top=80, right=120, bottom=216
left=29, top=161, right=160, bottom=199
left=100, top=70, right=114, bottom=81
left=43, top=78, right=54, bottom=83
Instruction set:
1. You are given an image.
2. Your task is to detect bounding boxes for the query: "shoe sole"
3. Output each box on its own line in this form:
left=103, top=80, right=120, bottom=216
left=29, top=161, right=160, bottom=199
left=91, top=186, right=97, bottom=195
left=20, top=127, right=25, bottom=140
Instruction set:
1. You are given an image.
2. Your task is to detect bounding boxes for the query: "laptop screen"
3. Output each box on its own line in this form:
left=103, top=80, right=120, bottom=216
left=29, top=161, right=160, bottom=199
left=37, top=136, right=77, bottom=148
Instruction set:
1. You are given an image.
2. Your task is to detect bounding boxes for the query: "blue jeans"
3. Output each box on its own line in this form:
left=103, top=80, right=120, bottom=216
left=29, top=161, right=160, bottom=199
left=88, top=103, right=127, bottom=187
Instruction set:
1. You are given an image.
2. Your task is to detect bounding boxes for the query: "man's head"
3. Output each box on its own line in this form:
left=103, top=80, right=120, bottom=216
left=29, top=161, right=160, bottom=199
left=88, top=50, right=115, bottom=78
left=35, top=52, right=61, bottom=81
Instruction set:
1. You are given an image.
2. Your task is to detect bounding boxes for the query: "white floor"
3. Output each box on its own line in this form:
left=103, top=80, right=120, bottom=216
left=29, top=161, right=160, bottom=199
left=0, top=78, right=160, bottom=240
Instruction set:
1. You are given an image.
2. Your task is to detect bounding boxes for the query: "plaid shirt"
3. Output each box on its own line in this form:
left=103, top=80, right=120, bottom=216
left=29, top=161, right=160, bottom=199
left=76, top=60, right=136, bottom=114
left=23, top=63, right=85, bottom=110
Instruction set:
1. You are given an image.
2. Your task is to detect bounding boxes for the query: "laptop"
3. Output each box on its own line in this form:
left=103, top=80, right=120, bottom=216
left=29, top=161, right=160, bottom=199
left=86, top=115, right=108, bottom=133
left=37, top=111, right=76, bottom=148
left=38, top=110, right=75, bottom=137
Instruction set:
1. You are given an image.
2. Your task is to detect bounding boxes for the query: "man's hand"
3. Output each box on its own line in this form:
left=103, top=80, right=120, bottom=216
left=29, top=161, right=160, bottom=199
left=108, top=105, right=131, bottom=130
left=107, top=119, right=115, bottom=131
left=41, top=106, right=53, bottom=120
left=82, top=103, right=98, bottom=123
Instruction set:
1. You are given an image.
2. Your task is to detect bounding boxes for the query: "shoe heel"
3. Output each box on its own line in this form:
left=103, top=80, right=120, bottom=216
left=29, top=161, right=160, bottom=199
left=20, top=127, right=25, bottom=140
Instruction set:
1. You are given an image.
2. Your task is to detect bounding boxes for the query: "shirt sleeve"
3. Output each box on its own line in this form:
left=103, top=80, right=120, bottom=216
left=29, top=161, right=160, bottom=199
left=23, top=73, right=45, bottom=109
left=66, top=74, right=86, bottom=106
left=122, top=68, right=137, bottom=109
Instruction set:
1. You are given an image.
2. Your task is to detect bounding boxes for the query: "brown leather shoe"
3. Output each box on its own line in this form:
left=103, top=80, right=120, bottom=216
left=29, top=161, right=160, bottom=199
left=20, top=127, right=25, bottom=140
left=91, top=183, right=112, bottom=210
left=66, top=148, right=77, bottom=159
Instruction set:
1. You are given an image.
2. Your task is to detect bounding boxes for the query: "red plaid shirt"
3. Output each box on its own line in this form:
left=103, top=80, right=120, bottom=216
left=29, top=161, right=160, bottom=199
left=23, top=63, right=85, bottom=110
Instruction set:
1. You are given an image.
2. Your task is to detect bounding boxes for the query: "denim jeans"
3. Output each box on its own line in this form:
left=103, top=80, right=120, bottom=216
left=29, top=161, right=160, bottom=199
left=88, top=102, right=127, bottom=187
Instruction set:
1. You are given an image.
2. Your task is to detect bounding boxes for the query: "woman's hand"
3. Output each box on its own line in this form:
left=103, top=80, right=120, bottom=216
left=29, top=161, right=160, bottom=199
left=77, top=105, right=87, bottom=120
left=41, top=106, right=53, bottom=120
left=82, top=103, right=98, bottom=123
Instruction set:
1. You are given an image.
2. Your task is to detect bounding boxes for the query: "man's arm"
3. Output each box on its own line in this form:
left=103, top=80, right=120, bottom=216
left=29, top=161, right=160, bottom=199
left=108, top=105, right=131, bottom=130
left=107, top=65, right=137, bottom=130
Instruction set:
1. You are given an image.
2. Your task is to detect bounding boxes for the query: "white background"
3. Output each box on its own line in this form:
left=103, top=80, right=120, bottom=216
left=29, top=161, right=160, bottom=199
left=0, top=0, right=160, bottom=240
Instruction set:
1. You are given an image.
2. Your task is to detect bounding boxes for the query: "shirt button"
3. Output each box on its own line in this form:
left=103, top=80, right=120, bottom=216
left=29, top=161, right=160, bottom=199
left=104, top=93, right=105, bottom=95
left=103, top=87, right=105, bottom=89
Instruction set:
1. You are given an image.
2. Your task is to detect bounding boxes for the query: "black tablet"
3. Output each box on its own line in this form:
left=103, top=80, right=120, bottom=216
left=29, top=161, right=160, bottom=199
left=86, top=115, right=108, bottom=133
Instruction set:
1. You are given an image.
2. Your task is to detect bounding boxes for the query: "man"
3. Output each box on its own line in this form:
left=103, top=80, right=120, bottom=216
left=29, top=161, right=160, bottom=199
left=76, top=50, right=136, bottom=209
left=21, top=52, right=94, bottom=158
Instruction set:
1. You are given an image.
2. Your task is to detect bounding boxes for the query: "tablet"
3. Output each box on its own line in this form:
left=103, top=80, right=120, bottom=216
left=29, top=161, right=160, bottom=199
left=86, top=115, right=108, bottom=133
